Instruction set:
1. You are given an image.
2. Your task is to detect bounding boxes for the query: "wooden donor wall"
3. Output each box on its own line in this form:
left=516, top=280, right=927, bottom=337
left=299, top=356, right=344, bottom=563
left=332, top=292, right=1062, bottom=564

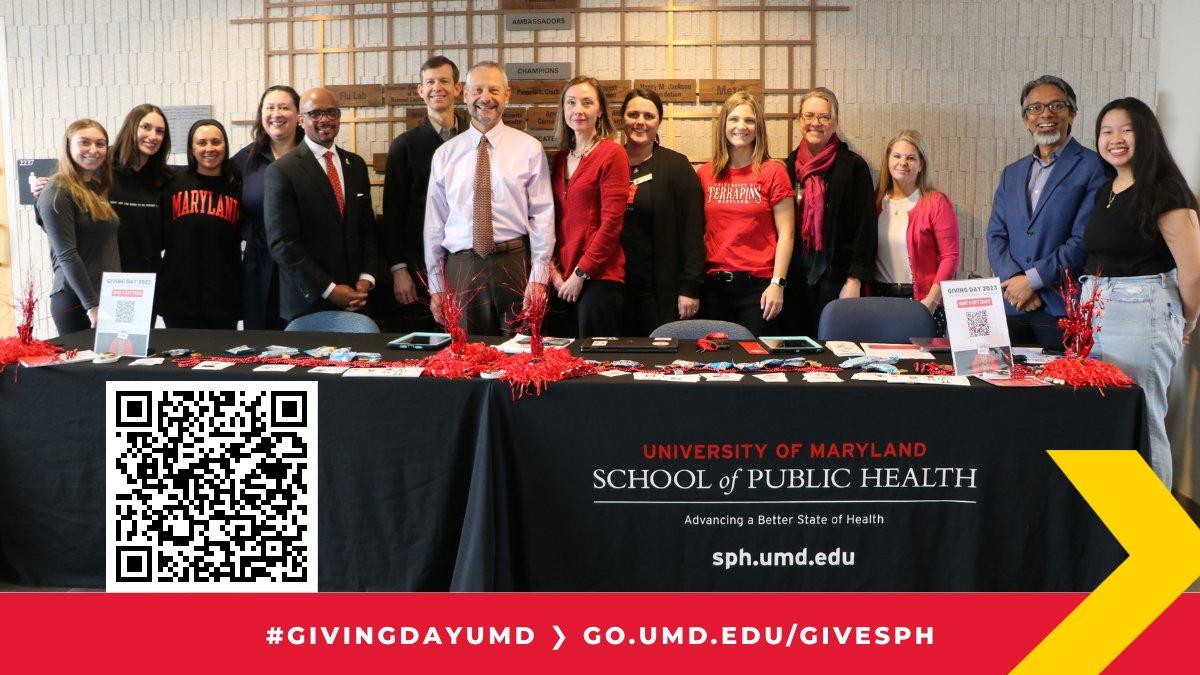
left=232, top=0, right=849, bottom=191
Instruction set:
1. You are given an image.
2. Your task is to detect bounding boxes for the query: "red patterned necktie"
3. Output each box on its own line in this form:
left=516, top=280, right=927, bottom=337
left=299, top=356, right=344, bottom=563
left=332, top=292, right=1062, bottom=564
left=323, top=150, right=344, bottom=217
left=473, top=136, right=494, bottom=256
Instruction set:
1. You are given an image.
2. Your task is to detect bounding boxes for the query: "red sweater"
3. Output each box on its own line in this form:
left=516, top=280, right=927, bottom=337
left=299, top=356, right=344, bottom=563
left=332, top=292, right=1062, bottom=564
left=551, top=139, right=630, bottom=282
left=876, top=191, right=959, bottom=300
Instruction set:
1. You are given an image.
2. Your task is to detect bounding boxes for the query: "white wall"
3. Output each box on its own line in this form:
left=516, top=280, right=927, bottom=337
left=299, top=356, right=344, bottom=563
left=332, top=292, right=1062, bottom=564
left=1157, top=0, right=1199, bottom=498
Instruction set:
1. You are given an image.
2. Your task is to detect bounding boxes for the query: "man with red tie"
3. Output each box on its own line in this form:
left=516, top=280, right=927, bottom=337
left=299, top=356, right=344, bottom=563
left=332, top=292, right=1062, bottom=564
left=265, top=87, right=381, bottom=321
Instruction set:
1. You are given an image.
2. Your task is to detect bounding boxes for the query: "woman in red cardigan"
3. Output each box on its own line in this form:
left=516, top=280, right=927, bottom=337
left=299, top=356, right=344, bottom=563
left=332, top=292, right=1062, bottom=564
left=549, top=75, right=631, bottom=338
left=872, top=130, right=959, bottom=334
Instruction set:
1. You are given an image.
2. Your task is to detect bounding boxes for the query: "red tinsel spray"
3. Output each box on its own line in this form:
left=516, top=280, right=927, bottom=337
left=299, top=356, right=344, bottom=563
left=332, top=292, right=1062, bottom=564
left=1041, top=273, right=1134, bottom=390
left=0, top=283, right=64, bottom=373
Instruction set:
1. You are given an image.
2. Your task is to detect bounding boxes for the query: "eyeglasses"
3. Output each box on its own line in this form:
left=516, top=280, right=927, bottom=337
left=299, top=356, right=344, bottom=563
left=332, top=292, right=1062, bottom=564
left=1023, top=101, right=1071, bottom=116
left=800, top=112, right=833, bottom=124
left=302, top=108, right=342, bottom=121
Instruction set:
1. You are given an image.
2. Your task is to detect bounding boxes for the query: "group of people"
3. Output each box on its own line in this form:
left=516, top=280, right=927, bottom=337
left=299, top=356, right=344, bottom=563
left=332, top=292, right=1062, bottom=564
left=35, top=62, right=1200, bottom=484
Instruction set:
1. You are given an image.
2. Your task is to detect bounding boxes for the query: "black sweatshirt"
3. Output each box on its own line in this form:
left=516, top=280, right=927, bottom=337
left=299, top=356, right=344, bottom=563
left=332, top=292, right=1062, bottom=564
left=158, top=172, right=243, bottom=321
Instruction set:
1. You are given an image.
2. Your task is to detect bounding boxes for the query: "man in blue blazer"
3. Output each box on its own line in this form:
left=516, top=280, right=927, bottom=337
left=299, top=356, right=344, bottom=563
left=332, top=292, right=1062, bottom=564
left=987, top=75, right=1106, bottom=350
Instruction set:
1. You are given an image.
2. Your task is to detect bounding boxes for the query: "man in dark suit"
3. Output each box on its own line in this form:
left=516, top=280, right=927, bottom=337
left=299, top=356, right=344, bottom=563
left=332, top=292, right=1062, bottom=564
left=376, top=55, right=468, bottom=332
left=987, top=74, right=1106, bottom=349
left=265, top=87, right=380, bottom=321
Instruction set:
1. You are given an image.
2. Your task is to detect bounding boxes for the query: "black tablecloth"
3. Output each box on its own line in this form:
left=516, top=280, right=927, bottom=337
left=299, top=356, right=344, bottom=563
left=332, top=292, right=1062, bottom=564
left=0, top=329, right=1147, bottom=590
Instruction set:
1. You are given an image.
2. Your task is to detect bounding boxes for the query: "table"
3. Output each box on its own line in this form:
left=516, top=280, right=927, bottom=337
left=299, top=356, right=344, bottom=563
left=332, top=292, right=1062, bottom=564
left=0, top=329, right=1147, bottom=591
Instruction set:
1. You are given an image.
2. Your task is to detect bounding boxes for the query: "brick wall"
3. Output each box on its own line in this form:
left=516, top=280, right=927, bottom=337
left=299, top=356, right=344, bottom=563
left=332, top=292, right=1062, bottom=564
left=1, top=0, right=1160, bottom=337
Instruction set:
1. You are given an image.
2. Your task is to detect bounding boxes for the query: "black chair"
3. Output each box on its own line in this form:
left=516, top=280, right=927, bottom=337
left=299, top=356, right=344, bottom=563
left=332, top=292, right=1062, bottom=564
left=650, top=319, right=756, bottom=340
left=285, top=311, right=381, bottom=334
left=817, top=297, right=937, bottom=343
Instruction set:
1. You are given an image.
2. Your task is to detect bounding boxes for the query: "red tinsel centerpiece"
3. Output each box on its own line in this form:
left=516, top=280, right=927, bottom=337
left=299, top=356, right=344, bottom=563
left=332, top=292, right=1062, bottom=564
left=1042, top=273, right=1134, bottom=390
left=0, top=283, right=63, bottom=374
left=512, top=287, right=549, bottom=359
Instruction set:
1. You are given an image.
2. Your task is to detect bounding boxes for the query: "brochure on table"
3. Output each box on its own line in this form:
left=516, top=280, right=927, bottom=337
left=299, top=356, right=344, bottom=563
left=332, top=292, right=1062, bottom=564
left=94, top=272, right=156, bottom=358
left=941, top=277, right=1013, bottom=377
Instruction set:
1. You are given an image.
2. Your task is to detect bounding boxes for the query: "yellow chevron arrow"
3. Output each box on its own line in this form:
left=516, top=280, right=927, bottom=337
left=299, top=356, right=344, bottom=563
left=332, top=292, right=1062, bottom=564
left=1013, top=450, right=1200, bottom=673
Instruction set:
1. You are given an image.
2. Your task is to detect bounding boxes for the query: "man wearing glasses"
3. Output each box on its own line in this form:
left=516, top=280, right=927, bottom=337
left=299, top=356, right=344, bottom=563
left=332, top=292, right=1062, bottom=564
left=986, top=75, right=1106, bottom=350
left=265, top=87, right=381, bottom=321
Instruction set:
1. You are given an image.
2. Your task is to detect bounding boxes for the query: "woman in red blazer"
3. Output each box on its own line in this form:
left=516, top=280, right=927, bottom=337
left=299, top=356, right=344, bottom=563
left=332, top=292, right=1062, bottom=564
left=872, top=130, right=959, bottom=334
left=549, top=75, right=631, bottom=338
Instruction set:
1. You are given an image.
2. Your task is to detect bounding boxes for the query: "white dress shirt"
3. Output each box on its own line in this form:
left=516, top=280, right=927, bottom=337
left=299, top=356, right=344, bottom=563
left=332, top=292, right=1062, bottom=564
left=303, top=135, right=375, bottom=297
left=423, top=121, right=555, bottom=293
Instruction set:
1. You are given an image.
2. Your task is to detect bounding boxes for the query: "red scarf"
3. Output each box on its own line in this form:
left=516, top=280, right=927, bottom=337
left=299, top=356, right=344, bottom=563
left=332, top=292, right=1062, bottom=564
left=793, top=134, right=840, bottom=254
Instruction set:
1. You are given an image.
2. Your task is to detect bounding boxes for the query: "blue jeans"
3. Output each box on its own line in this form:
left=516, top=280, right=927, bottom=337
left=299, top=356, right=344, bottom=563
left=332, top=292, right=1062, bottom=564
left=1081, top=271, right=1186, bottom=488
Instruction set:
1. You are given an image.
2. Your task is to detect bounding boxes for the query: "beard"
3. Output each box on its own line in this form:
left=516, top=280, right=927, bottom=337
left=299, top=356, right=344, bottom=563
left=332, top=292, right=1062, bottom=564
left=1032, top=129, right=1062, bottom=147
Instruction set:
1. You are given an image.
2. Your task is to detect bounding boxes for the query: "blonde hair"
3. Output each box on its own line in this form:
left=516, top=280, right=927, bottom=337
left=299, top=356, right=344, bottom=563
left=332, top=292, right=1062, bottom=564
left=554, top=76, right=615, bottom=155
left=874, top=129, right=938, bottom=209
left=797, top=87, right=840, bottom=125
left=711, top=91, right=769, bottom=178
left=52, top=119, right=116, bottom=222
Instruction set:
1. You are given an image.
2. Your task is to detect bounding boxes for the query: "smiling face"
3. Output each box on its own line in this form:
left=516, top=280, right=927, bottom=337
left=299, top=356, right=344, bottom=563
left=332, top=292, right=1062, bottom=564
left=261, top=90, right=299, bottom=143
left=300, top=89, right=341, bottom=147
left=622, top=96, right=660, bottom=148
left=887, top=140, right=922, bottom=193
left=724, top=103, right=758, bottom=152
left=419, top=63, right=462, bottom=115
left=1023, top=83, right=1076, bottom=150
left=190, top=125, right=226, bottom=176
left=135, top=112, right=166, bottom=159
left=69, top=126, right=107, bottom=179
left=799, top=96, right=836, bottom=151
left=562, top=82, right=600, bottom=138
left=463, top=66, right=510, bottom=132
left=1097, top=107, right=1135, bottom=172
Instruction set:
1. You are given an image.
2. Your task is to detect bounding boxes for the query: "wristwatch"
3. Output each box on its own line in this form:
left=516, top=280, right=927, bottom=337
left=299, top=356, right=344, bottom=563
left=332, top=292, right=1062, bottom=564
left=771, top=277, right=788, bottom=288
left=573, top=266, right=590, bottom=280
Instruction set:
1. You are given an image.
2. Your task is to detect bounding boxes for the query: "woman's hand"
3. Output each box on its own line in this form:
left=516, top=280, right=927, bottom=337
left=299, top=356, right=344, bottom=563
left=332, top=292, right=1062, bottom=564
left=678, top=295, right=699, bottom=319
left=550, top=267, right=565, bottom=293
left=919, top=295, right=939, bottom=314
left=87, top=307, right=99, bottom=328
left=557, top=273, right=584, bottom=302
left=839, top=277, right=862, bottom=299
left=1184, top=318, right=1197, bottom=347
left=760, top=283, right=784, bottom=321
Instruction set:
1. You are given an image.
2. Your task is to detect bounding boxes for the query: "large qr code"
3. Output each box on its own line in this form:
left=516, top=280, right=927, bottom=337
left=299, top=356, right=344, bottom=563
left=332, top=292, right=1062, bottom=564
left=966, top=309, right=990, bottom=338
left=106, top=382, right=318, bottom=592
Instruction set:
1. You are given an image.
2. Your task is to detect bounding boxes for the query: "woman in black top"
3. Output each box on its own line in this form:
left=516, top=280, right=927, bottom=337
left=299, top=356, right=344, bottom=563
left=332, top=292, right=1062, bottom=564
left=36, top=119, right=121, bottom=334
left=232, top=85, right=303, bottom=330
left=618, top=87, right=705, bottom=335
left=158, top=119, right=243, bottom=329
left=109, top=104, right=173, bottom=274
left=1081, top=97, right=1200, bottom=488
left=781, top=87, right=876, bottom=336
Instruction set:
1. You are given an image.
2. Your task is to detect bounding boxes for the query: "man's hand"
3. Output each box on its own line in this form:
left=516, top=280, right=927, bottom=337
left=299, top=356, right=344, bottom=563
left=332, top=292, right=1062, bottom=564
left=524, top=281, right=547, bottom=309
left=839, top=277, right=862, bottom=299
left=678, top=295, right=699, bottom=319
left=430, top=292, right=445, bottom=325
left=1001, top=274, right=1038, bottom=312
left=392, top=268, right=417, bottom=304
left=329, top=283, right=368, bottom=311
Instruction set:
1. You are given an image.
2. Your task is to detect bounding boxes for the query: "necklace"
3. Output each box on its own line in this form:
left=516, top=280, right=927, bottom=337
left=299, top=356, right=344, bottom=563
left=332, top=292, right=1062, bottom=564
left=570, top=136, right=598, bottom=159
left=1106, top=179, right=1134, bottom=209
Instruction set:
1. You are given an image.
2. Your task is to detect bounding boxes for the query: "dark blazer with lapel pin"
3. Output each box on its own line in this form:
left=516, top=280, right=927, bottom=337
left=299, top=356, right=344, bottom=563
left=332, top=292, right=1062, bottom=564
left=265, top=140, right=381, bottom=320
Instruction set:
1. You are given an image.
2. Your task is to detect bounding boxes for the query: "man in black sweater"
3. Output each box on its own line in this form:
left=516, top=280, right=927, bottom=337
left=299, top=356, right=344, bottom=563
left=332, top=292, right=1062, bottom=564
left=375, top=55, right=469, bottom=332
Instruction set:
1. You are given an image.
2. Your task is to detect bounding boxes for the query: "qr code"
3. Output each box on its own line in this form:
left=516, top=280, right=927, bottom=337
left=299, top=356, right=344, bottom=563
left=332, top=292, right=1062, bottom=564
left=106, top=382, right=318, bottom=592
left=966, top=309, right=990, bottom=338
left=113, top=300, right=135, bottom=323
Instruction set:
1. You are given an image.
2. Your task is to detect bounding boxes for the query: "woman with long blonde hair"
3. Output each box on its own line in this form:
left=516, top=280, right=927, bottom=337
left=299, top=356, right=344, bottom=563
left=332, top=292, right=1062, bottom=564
left=697, top=91, right=794, bottom=335
left=36, top=118, right=121, bottom=334
left=872, top=129, right=959, bottom=334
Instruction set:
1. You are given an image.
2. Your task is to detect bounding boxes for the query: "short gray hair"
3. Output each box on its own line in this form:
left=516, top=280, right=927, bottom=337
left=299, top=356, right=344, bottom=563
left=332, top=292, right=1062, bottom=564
left=1019, top=75, right=1078, bottom=114
left=466, top=61, right=509, bottom=89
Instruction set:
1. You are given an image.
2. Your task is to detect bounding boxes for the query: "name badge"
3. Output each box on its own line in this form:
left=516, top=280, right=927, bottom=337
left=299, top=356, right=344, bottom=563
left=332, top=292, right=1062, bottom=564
left=631, top=173, right=653, bottom=185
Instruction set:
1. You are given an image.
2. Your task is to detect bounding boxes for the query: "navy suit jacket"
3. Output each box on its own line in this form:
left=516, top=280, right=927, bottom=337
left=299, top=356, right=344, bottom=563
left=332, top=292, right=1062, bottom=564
left=986, top=137, right=1106, bottom=316
left=264, top=141, right=381, bottom=320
